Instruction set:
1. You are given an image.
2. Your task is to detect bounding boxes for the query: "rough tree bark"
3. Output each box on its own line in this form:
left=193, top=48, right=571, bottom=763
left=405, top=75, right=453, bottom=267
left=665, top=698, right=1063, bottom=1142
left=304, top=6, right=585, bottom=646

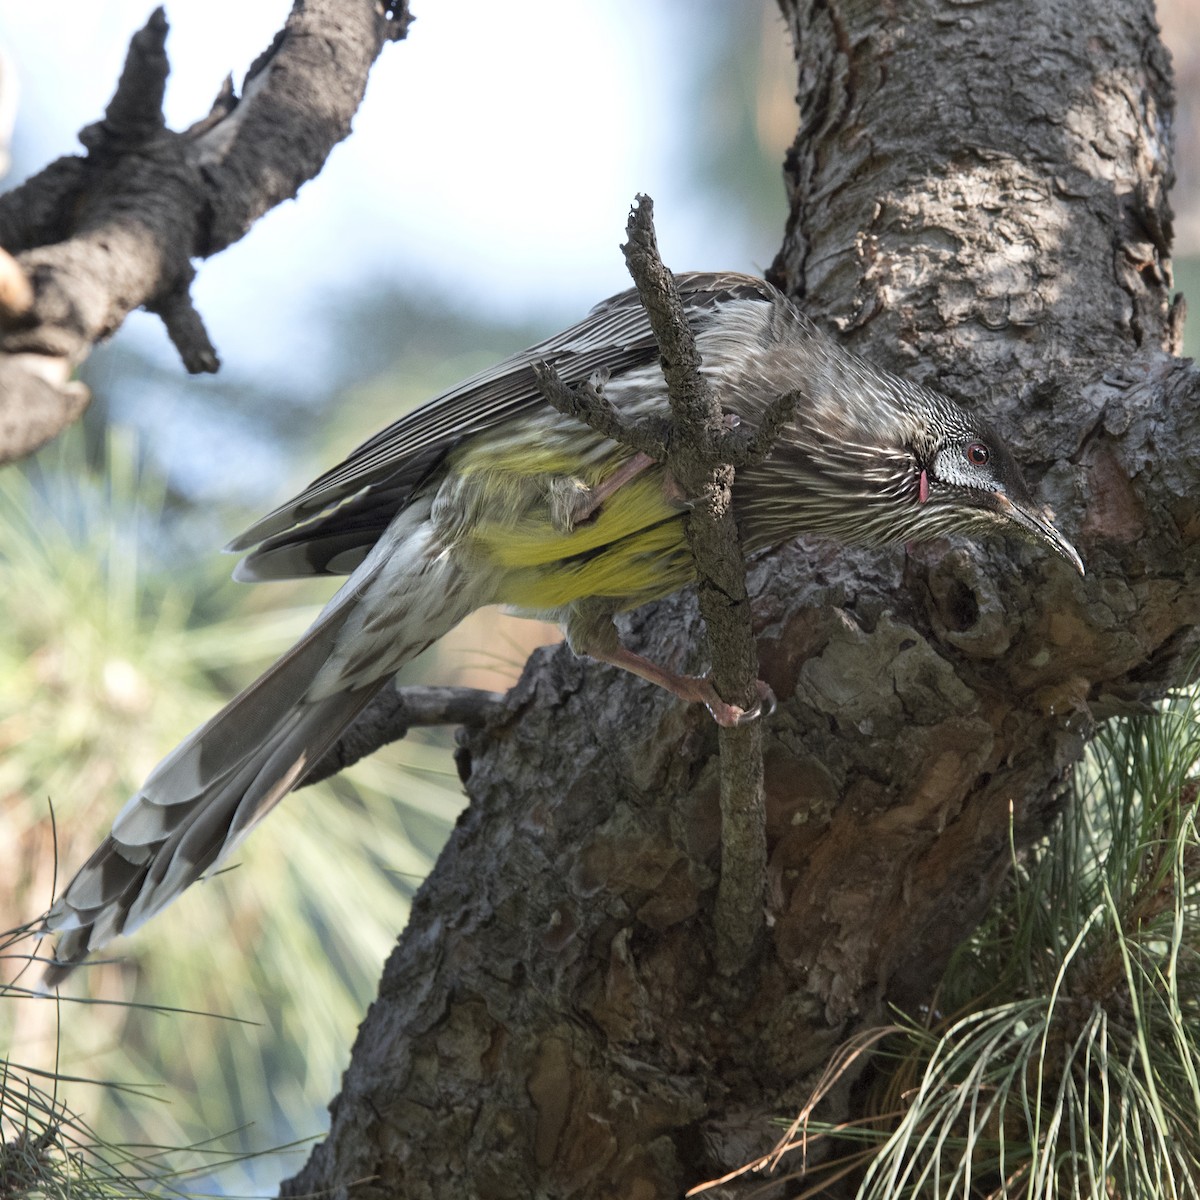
left=278, top=2, right=1199, bottom=1198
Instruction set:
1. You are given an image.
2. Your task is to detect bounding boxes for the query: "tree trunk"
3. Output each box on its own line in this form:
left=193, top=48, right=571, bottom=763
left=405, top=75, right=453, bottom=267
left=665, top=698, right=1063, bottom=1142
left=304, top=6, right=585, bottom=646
left=282, top=2, right=1199, bottom=1196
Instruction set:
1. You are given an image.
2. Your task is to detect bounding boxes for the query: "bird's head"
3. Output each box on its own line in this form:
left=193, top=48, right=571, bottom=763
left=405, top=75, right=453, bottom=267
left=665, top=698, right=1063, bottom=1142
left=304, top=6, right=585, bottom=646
left=913, top=420, right=1084, bottom=574
left=732, top=314, right=1084, bottom=575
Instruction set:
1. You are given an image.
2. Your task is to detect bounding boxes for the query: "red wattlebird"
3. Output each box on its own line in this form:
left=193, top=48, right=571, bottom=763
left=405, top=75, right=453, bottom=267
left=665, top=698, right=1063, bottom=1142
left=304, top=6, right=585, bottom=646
left=41, top=273, right=1082, bottom=981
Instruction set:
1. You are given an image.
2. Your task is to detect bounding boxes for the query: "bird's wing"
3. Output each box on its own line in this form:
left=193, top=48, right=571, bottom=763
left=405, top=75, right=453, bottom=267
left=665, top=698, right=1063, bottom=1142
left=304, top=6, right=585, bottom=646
left=228, top=272, right=777, bottom=580
left=42, top=591, right=385, bottom=983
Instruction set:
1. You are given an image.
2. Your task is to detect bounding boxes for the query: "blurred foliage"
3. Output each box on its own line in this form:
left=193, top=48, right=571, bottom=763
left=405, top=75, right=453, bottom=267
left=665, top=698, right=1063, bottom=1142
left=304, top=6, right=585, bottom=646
left=676, top=0, right=796, bottom=265
left=1174, top=255, right=1200, bottom=358
left=0, top=426, right=467, bottom=1193
left=0, top=936, right=268, bottom=1200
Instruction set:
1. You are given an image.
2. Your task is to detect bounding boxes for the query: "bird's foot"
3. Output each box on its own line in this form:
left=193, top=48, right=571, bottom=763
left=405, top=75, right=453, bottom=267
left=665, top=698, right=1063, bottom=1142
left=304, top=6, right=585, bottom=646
left=568, top=610, right=775, bottom=727
left=701, top=678, right=776, bottom=728
left=632, top=664, right=775, bottom=728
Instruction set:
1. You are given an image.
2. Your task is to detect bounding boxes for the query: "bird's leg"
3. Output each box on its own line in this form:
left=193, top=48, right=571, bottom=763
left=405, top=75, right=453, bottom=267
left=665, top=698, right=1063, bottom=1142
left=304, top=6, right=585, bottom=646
left=549, top=451, right=658, bottom=533
left=565, top=608, right=772, bottom=728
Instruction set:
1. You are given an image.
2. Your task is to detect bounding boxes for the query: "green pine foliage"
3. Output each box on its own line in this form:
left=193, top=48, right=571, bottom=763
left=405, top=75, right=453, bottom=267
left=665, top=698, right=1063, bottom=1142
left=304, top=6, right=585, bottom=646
left=0, top=428, right=463, bottom=1195
left=783, top=684, right=1200, bottom=1199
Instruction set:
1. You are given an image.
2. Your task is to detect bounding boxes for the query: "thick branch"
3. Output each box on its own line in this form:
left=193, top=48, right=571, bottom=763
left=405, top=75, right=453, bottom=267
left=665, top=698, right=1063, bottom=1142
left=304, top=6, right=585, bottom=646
left=0, top=0, right=412, bottom=465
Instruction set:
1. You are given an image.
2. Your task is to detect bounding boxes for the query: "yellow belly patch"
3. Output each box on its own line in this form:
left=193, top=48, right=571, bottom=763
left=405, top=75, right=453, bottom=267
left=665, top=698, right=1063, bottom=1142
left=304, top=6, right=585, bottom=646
left=454, top=453, right=693, bottom=612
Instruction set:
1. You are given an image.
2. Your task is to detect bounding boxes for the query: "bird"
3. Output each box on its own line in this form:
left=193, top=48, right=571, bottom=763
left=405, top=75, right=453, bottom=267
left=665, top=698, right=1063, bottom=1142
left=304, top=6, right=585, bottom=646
left=39, top=271, right=1082, bottom=981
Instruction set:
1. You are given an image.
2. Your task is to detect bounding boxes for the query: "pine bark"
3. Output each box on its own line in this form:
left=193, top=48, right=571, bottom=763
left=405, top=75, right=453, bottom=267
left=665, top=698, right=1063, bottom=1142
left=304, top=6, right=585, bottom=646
left=281, top=2, right=1199, bottom=1197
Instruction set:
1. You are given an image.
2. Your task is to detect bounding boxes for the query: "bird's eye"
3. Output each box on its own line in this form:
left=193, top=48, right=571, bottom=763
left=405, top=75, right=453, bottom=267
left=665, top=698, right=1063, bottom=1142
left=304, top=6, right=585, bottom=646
left=965, top=442, right=990, bottom=467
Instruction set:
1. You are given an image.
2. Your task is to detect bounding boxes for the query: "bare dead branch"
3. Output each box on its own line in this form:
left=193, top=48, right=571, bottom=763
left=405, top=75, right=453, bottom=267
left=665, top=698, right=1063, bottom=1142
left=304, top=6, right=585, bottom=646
left=303, top=685, right=507, bottom=787
left=532, top=362, right=671, bottom=460
left=620, top=194, right=767, bottom=976
left=532, top=197, right=780, bottom=973
left=0, top=0, right=413, bottom=465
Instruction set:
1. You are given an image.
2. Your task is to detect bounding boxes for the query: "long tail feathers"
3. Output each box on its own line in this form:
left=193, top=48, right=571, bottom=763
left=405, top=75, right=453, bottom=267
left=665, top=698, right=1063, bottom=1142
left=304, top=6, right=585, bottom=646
left=40, top=604, right=385, bottom=986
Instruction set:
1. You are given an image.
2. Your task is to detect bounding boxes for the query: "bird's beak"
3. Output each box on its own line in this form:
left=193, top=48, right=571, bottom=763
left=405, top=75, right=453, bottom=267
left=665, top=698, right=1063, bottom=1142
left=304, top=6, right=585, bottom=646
left=995, top=493, right=1085, bottom=575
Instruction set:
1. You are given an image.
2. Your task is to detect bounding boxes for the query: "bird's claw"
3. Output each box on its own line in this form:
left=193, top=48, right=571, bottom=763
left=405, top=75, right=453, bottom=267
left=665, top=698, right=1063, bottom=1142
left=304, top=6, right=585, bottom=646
left=705, top=680, right=776, bottom=728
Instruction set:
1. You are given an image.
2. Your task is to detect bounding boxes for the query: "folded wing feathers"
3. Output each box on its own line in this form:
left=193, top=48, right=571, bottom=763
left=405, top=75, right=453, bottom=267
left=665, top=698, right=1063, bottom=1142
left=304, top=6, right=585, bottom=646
left=231, top=462, right=436, bottom=582
left=43, top=595, right=380, bottom=979
left=226, top=273, right=775, bottom=563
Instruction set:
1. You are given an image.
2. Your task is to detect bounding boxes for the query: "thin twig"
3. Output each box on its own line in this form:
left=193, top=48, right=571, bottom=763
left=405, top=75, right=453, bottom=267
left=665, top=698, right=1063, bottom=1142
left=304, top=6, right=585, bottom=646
left=303, top=685, right=507, bottom=787
left=531, top=362, right=669, bottom=460
left=727, top=387, right=805, bottom=468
